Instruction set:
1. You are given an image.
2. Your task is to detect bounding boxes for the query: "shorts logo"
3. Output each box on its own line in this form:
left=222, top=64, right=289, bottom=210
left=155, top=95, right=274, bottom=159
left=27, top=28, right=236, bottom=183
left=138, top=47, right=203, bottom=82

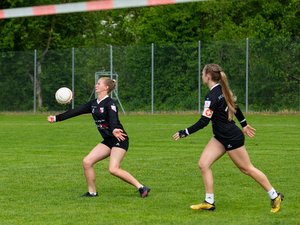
left=227, top=144, right=232, bottom=149
left=116, top=143, right=120, bottom=146
left=202, top=107, right=213, bottom=118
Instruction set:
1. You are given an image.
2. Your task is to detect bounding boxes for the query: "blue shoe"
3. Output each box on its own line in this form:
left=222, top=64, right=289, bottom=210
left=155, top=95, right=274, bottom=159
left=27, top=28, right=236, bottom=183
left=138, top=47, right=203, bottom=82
left=138, top=186, right=150, bottom=198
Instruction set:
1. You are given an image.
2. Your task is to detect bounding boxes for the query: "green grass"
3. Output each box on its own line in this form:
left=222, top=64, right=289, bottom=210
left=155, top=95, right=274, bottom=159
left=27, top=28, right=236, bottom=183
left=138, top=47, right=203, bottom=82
left=0, top=113, right=299, bottom=225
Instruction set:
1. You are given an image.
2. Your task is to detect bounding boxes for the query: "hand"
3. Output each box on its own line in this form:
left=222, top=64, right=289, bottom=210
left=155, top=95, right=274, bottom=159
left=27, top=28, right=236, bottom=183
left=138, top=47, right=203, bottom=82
left=243, top=124, right=256, bottom=138
left=47, top=115, right=56, bottom=123
left=172, top=130, right=188, bottom=141
left=112, top=128, right=127, bottom=142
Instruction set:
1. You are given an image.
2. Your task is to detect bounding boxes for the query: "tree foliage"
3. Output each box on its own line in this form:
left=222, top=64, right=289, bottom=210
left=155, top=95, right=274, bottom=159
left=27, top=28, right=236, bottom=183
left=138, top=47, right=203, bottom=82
left=0, top=0, right=299, bottom=111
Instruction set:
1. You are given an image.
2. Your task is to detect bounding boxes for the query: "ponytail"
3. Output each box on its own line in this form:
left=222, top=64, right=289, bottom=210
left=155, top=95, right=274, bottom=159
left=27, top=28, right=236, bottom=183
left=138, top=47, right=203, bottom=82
left=102, top=77, right=116, bottom=94
left=203, top=64, right=236, bottom=121
left=219, top=71, right=236, bottom=121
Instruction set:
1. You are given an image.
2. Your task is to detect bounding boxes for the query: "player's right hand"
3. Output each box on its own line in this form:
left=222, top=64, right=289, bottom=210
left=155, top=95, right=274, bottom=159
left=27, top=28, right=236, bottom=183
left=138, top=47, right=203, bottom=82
left=172, top=130, right=188, bottom=141
left=47, top=115, right=56, bottom=123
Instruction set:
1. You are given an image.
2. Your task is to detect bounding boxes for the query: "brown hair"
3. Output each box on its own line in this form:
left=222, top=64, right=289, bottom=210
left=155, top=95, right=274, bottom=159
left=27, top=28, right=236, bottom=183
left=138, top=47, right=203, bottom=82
left=203, top=64, right=236, bottom=120
left=101, top=77, right=116, bottom=94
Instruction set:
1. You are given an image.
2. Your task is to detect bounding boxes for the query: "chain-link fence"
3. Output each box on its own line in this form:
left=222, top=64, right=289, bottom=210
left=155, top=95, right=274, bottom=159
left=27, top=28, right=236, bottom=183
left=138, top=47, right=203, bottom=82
left=0, top=37, right=299, bottom=113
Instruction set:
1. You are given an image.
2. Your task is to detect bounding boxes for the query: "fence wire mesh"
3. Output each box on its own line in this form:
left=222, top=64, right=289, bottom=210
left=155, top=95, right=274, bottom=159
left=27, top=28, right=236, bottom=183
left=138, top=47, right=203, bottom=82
left=0, top=37, right=299, bottom=113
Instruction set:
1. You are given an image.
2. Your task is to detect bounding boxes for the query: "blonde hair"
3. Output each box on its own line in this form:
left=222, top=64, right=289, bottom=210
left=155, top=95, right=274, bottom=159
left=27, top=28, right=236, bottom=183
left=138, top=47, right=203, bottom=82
left=203, top=64, right=236, bottom=120
left=101, top=77, right=116, bottom=94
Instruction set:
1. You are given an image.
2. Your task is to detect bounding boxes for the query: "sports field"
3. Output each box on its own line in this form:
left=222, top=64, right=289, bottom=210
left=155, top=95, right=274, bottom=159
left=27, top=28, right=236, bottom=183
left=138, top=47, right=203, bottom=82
left=0, top=113, right=299, bottom=225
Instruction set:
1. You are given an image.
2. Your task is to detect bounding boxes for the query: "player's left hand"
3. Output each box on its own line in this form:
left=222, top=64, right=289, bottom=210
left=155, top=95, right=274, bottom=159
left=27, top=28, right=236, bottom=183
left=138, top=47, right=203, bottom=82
left=113, top=128, right=127, bottom=141
left=243, top=124, right=256, bottom=138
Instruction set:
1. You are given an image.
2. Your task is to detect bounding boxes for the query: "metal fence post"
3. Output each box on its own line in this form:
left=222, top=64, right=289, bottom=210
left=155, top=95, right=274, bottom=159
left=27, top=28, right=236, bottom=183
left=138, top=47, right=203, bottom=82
left=151, top=43, right=155, bottom=114
left=110, top=45, right=113, bottom=79
left=198, top=41, right=202, bottom=114
left=33, top=49, right=37, bottom=113
left=245, top=38, right=249, bottom=113
left=72, top=47, right=75, bottom=109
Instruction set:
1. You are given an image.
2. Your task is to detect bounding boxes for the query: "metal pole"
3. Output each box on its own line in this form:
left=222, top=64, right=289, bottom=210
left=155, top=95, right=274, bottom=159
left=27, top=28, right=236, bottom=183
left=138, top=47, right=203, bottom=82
left=72, top=47, right=75, bottom=109
left=198, top=41, right=202, bottom=114
left=110, top=45, right=125, bottom=113
left=110, top=45, right=113, bottom=100
left=110, top=45, right=113, bottom=79
left=245, top=38, right=249, bottom=113
left=151, top=43, right=154, bottom=114
left=33, top=49, right=37, bottom=113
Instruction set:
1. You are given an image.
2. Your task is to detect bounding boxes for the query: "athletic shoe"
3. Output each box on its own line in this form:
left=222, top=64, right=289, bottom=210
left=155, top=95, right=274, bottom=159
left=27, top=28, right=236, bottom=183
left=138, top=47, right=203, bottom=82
left=81, top=192, right=98, bottom=197
left=190, top=201, right=215, bottom=211
left=138, top=186, right=150, bottom=198
left=271, top=192, right=284, bottom=213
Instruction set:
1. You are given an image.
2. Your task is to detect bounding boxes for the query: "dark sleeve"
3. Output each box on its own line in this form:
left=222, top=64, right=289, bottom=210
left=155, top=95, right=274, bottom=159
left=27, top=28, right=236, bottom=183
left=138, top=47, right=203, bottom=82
left=56, top=101, right=92, bottom=122
left=234, top=106, right=247, bottom=127
left=107, top=102, right=122, bottom=131
left=186, top=116, right=210, bottom=135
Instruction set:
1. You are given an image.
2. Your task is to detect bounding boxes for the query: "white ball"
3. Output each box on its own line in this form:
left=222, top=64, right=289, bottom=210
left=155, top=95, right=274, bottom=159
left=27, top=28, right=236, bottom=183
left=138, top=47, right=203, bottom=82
left=55, top=87, right=73, bottom=104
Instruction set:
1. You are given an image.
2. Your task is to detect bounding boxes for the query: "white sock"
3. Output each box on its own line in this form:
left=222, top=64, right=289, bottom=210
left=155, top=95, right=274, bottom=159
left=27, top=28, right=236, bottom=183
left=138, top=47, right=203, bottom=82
left=267, top=188, right=278, bottom=199
left=205, top=193, right=214, bottom=204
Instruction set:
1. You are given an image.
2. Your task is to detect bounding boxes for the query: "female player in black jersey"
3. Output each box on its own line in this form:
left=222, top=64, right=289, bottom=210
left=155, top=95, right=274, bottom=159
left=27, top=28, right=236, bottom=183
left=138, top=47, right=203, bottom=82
left=48, top=77, right=150, bottom=198
left=172, top=64, right=283, bottom=213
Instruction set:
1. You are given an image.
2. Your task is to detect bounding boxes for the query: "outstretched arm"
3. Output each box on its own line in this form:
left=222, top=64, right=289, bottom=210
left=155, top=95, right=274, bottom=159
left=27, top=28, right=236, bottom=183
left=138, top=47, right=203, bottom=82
left=47, top=101, right=92, bottom=123
left=172, top=116, right=210, bottom=141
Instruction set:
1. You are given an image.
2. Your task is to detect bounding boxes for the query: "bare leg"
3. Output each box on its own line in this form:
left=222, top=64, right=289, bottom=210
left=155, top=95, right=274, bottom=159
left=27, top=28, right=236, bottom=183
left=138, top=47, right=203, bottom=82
left=198, top=137, right=226, bottom=194
left=82, top=143, right=111, bottom=193
left=109, top=147, right=143, bottom=189
left=227, top=146, right=273, bottom=191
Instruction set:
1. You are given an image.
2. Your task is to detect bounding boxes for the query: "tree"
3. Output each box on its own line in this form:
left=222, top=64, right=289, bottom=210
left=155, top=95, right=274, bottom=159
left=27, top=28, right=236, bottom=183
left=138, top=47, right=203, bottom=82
left=0, top=1, right=102, bottom=110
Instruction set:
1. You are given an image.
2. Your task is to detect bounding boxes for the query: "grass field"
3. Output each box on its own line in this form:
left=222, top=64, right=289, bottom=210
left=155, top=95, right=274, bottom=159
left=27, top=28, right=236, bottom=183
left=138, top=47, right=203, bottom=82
left=0, top=113, right=299, bottom=225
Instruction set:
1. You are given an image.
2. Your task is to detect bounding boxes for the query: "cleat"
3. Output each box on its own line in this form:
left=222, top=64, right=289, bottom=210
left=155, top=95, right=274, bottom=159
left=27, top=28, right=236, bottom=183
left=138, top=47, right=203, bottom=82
left=81, top=192, right=98, bottom=197
left=190, top=201, right=215, bottom=211
left=138, top=186, right=150, bottom=198
left=271, top=192, right=284, bottom=213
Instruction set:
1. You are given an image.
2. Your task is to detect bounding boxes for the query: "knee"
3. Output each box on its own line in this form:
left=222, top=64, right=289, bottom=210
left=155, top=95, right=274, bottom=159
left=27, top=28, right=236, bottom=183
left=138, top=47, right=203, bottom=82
left=238, top=165, right=253, bottom=176
left=198, top=160, right=210, bottom=172
left=109, top=166, right=119, bottom=176
left=82, top=157, right=93, bottom=169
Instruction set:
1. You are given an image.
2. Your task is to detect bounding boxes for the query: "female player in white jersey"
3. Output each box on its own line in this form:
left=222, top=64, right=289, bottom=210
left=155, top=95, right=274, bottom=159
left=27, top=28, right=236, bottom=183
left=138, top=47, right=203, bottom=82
left=48, top=77, right=150, bottom=198
left=172, top=63, right=283, bottom=213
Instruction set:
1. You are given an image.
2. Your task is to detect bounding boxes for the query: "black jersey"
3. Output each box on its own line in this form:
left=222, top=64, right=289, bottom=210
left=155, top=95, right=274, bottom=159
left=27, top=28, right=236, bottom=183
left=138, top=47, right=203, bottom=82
left=186, top=84, right=247, bottom=140
left=55, top=96, right=125, bottom=139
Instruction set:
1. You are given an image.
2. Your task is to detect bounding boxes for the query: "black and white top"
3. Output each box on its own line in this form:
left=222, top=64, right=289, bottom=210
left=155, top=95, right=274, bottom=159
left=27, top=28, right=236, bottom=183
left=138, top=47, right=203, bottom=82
left=55, top=95, right=125, bottom=139
left=186, top=84, right=247, bottom=140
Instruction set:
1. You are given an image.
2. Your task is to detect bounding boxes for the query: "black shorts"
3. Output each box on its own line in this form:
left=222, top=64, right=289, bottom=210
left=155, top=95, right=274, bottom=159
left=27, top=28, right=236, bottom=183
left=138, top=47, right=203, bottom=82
left=101, top=137, right=129, bottom=151
left=214, top=133, right=245, bottom=151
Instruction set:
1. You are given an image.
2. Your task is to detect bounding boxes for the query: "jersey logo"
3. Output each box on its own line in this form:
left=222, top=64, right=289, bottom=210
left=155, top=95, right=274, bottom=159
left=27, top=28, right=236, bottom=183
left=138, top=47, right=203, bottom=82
left=99, top=107, right=104, bottom=113
left=202, top=107, right=213, bottom=118
left=111, top=105, right=117, bottom=112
